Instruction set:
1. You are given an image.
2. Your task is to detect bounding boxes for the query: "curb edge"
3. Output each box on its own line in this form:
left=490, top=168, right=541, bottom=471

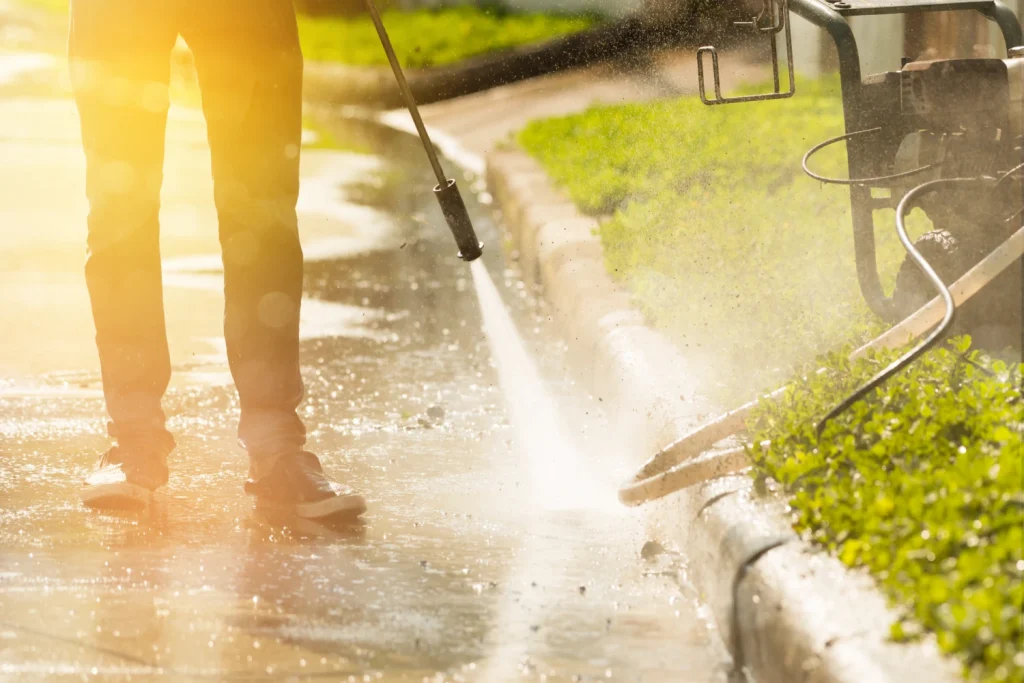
left=484, top=146, right=963, bottom=683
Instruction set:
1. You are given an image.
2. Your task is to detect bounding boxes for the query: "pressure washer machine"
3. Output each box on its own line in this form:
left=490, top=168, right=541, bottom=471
left=702, top=0, right=1023, bottom=343
left=621, top=0, right=1024, bottom=505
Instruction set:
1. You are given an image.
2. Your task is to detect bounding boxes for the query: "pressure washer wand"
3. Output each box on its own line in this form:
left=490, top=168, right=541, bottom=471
left=363, top=0, right=484, bottom=262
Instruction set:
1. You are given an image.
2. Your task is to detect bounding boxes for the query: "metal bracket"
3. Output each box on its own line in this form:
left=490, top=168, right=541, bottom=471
left=697, top=0, right=797, bottom=105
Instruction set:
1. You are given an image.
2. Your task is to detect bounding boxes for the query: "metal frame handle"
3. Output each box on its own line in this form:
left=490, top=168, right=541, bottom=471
left=697, top=0, right=797, bottom=105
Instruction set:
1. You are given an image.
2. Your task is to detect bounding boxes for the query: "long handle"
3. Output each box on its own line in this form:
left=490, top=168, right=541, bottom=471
left=362, top=0, right=483, bottom=262
left=363, top=0, right=447, bottom=187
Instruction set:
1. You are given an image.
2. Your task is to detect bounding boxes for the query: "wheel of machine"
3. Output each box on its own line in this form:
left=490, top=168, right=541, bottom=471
left=891, top=228, right=1022, bottom=351
left=892, top=229, right=963, bottom=320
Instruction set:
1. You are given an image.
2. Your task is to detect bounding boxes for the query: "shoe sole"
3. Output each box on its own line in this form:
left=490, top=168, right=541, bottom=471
left=80, top=482, right=153, bottom=510
left=256, top=493, right=367, bottom=521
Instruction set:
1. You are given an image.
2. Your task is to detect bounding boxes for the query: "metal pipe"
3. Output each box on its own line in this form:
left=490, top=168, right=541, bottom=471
left=981, top=0, right=1024, bottom=50
left=363, top=0, right=447, bottom=187
left=802, top=127, right=936, bottom=185
left=814, top=178, right=978, bottom=435
left=852, top=225, right=1024, bottom=354
left=363, top=0, right=483, bottom=261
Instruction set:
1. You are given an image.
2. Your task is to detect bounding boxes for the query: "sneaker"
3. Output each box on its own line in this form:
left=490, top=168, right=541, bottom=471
left=80, top=447, right=169, bottom=510
left=244, top=451, right=367, bottom=521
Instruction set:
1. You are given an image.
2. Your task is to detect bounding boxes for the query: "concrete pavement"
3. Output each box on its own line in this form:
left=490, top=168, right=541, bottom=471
left=0, top=55, right=732, bottom=681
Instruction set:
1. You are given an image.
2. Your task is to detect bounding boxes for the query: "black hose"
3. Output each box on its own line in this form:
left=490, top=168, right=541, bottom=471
left=992, top=161, right=1024, bottom=188
left=815, top=177, right=980, bottom=436
left=801, top=128, right=935, bottom=186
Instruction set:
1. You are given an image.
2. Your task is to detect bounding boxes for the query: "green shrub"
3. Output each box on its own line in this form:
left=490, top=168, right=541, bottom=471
left=747, top=339, right=1023, bottom=683
left=519, top=76, right=931, bottom=401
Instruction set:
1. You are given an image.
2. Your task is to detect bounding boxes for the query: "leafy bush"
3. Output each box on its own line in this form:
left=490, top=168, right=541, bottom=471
left=747, top=339, right=1023, bottom=683
left=519, top=76, right=930, bottom=401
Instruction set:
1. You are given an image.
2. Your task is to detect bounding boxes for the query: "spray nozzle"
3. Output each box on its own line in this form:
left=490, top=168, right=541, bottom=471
left=364, top=0, right=484, bottom=263
left=434, top=179, right=484, bottom=262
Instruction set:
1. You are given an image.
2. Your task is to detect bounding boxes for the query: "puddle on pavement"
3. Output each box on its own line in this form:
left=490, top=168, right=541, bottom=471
left=0, top=110, right=730, bottom=681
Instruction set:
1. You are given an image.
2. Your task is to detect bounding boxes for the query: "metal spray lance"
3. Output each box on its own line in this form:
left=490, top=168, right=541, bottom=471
left=363, top=0, right=484, bottom=262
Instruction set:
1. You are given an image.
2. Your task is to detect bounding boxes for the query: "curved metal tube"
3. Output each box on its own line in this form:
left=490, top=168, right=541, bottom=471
left=852, top=226, right=1024, bottom=356
left=618, top=223, right=1024, bottom=506
left=993, top=161, right=1024, bottom=188
left=980, top=1, right=1024, bottom=50
left=621, top=173, right=1014, bottom=500
left=992, top=161, right=1024, bottom=224
left=815, top=178, right=979, bottom=435
left=802, top=128, right=935, bottom=186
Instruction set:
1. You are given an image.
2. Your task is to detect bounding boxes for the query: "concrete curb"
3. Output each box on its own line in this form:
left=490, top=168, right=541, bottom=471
left=485, top=147, right=963, bottom=683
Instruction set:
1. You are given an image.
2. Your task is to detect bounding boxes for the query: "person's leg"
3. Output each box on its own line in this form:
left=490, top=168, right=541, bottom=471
left=182, top=2, right=365, bottom=520
left=181, top=1, right=306, bottom=473
left=70, top=1, right=179, bottom=461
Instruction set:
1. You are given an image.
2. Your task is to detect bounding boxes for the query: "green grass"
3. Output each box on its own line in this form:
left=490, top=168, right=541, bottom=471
left=519, top=76, right=931, bottom=401
left=747, top=339, right=1023, bottom=683
left=14, top=0, right=598, bottom=68
left=297, top=6, right=599, bottom=68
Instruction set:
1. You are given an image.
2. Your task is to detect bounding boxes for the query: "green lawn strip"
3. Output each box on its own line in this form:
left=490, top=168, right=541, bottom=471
left=746, top=339, right=1023, bottom=683
left=13, top=1, right=598, bottom=68
left=518, top=76, right=931, bottom=402
left=298, top=6, right=598, bottom=68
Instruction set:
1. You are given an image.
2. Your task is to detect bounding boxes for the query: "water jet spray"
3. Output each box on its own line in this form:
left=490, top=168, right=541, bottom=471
left=364, top=0, right=614, bottom=511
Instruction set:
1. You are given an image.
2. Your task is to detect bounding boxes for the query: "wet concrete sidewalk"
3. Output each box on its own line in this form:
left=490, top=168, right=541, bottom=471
left=0, top=61, right=730, bottom=680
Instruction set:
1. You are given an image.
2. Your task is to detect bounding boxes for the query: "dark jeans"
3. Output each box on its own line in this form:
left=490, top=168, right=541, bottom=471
left=70, top=0, right=307, bottom=464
